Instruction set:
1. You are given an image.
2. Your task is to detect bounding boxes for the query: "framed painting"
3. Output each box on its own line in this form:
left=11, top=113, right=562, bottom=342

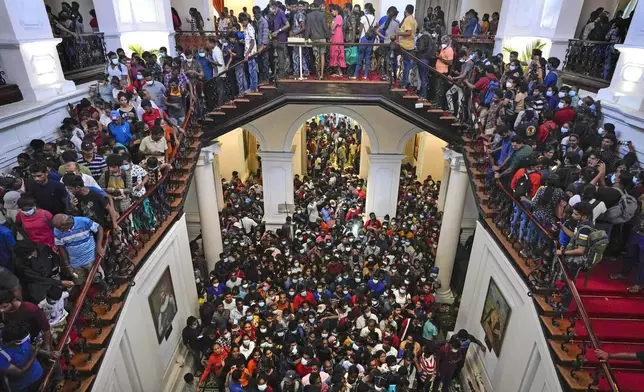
left=148, top=267, right=178, bottom=344
left=480, top=277, right=511, bottom=356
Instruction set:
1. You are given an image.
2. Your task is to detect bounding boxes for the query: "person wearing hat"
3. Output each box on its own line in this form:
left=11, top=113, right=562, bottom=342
left=76, top=141, right=107, bottom=181
left=106, top=109, right=132, bottom=147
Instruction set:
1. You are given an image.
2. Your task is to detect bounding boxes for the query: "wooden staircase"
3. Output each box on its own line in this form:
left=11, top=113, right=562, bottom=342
left=51, top=125, right=203, bottom=392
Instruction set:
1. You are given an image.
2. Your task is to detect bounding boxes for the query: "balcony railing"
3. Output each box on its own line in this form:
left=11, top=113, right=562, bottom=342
left=562, top=39, right=620, bottom=92
left=38, top=105, right=199, bottom=391
left=55, top=33, right=107, bottom=83
left=175, top=30, right=217, bottom=52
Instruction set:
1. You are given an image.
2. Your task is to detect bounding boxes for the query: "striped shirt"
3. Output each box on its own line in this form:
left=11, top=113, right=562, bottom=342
left=54, top=217, right=99, bottom=268
left=417, top=354, right=436, bottom=381
left=77, top=154, right=107, bottom=180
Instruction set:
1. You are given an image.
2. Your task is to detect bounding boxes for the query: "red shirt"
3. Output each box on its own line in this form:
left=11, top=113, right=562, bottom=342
left=201, top=349, right=229, bottom=383
left=365, top=219, right=382, bottom=230
left=451, top=26, right=460, bottom=36
left=295, top=362, right=312, bottom=377
left=15, top=209, right=55, bottom=250
left=3, top=301, right=50, bottom=340
left=510, top=169, right=542, bottom=198
left=554, top=106, right=575, bottom=127
left=292, top=291, right=317, bottom=310
left=537, top=120, right=557, bottom=143
left=142, top=108, right=163, bottom=127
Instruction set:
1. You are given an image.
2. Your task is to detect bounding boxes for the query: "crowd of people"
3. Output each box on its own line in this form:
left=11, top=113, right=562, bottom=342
left=182, top=113, right=479, bottom=392
left=469, top=49, right=644, bottom=299
left=0, top=61, right=190, bottom=388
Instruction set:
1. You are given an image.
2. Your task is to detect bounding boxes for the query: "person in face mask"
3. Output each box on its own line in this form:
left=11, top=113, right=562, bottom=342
left=356, top=305, right=378, bottom=329
left=106, top=51, right=128, bottom=81
left=554, top=95, right=575, bottom=127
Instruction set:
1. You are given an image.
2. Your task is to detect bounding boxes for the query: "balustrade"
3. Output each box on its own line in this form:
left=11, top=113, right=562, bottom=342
left=56, top=33, right=108, bottom=75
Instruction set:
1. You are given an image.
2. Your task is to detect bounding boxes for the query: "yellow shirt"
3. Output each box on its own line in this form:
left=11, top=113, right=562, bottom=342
left=399, top=15, right=418, bottom=50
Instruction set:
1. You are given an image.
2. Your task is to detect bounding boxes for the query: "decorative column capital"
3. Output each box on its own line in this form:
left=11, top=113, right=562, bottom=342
left=443, top=148, right=466, bottom=173
left=257, top=151, right=294, bottom=163
left=197, top=143, right=221, bottom=167
left=367, top=153, right=406, bottom=164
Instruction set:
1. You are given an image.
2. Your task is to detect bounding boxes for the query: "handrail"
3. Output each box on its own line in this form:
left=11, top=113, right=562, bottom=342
left=485, top=179, right=619, bottom=391
left=566, top=38, right=617, bottom=45
left=279, top=41, right=389, bottom=47
left=397, top=47, right=457, bottom=85
left=555, top=256, right=620, bottom=392
left=175, top=30, right=217, bottom=34
left=54, top=32, right=105, bottom=38
left=38, top=105, right=195, bottom=392
left=494, top=179, right=556, bottom=240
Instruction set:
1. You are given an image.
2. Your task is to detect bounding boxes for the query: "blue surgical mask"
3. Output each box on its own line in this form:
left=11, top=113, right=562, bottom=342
left=568, top=90, right=576, bottom=97
left=121, top=164, right=131, bottom=171
left=111, top=58, right=119, bottom=65
left=598, top=127, right=605, bottom=136
left=136, top=74, right=143, bottom=80
left=557, top=102, right=564, bottom=109
left=160, top=52, right=166, bottom=57
left=546, top=91, right=553, bottom=97
left=610, top=173, right=616, bottom=184
left=199, top=52, right=206, bottom=57
left=509, top=65, right=517, bottom=71
left=23, top=208, right=36, bottom=216
left=561, top=127, right=569, bottom=134
left=558, top=91, right=565, bottom=98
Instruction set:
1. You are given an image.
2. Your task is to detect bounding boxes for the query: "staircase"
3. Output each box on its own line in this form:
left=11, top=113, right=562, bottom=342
left=462, top=137, right=644, bottom=391
left=39, top=116, right=203, bottom=392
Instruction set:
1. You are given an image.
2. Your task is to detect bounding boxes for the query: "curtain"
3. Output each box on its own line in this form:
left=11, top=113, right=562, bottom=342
left=213, top=0, right=224, bottom=16
left=414, top=0, right=460, bottom=32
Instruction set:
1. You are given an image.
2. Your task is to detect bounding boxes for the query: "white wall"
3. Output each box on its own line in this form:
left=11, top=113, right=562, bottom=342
left=0, top=82, right=92, bottom=173
left=44, top=0, right=95, bottom=33
left=455, top=222, right=562, bottom=392
left=184, top=182, right=202, bottom=241
left=94, top=215, right=199, bottom=392
left=170, top=0, right=216, bottom=31
left=457, top=0, right=503, bottom=19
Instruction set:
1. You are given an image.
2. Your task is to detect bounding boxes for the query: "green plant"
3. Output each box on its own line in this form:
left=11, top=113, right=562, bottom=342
left=128, top=44, right=160, bottom=57
left=502, top=39, right=547, bottom=64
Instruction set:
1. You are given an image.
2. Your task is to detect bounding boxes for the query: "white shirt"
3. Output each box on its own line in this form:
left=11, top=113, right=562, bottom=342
left=241, top=216, right=258, bottom=234
left=244, top=24, right=257, bottom=56
left=38, top=291, right=70, bottom=326
left=240, top=340, right=256, bottom=358
left=213, top=46, right=227, bottom=77
left=360, top=14, right=376, bottom=39
left=568, top=195, right=607, bottom=223
left=356, top=313, right=379, bottom=330
left=106, top=63, right=128, bottom=80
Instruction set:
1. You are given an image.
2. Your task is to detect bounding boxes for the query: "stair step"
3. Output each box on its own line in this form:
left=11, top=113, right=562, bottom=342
left=427, top=109, right=443, bottom=113
left=556, top=365, right=595, bottom=392
left=480, top=204, right=496, bottom=218
left=557, top=365, right=644, bottom=392
left=469, top=167, right=485, bottom=178
left=534, top=294, right=557, bottom=314
left=131, top=212, right=179, bottom=266
left=403, top=95, right=419, bottom=99
left=551, top=340, right=644, bottom=369
left=464, top=146, right=484, bottom=155
left=259, top=84, right=276, bottom=89
left=108, top=283, right=129, bottom=299
left=175, top=173, right=191, bottom=182
left=167, top=184, right=187, bottom=196
left=391, top=88, right=407, bottom=93
left=191, top=131, right=204, bottom=138
left=541, top=315, right=644, bottom=342
left=170, top=197, right=184, bottom=209
left=580, top=295, right=644, bottom=319
left=81, top=325, right=114, bottom=346
left=187, top=141, right=200, bottom=150
left=69, top=348, right=106, bottom=373
left=208, top=111, right=226, bottom=116
left=440, top=115, right=457, bottom=121
left=221, top=104, right=237, bottom=109
left=62, top=375, right=95, bottom=392
left=233, top=98, right=250, bottom=103
left=247, top=92, right=263, bottom=96
left=93, top=302, right=123, bottom=322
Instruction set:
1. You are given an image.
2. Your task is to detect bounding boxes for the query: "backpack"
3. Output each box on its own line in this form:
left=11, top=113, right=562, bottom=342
left=514, top=172, right=531, bottom=199
left=364, top=15, right=377, bottom=41
left=576, top=224, right=610, bottom=286
left=481, top=77, right=500, bottom=106
left=603, top=188, right=638, bottom=224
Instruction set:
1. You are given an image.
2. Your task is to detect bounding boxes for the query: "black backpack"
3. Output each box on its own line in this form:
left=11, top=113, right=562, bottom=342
left=514, top=172, right=532, bottom=198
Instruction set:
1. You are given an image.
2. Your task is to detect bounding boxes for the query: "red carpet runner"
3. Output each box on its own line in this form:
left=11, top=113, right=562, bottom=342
left=572, top=261, right=644, bottom=390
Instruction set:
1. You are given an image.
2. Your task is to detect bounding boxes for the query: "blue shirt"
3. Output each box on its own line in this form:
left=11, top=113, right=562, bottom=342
left=273, top=9, right=288, bottom=42
left=107, top=121, right=132, bottom=146
left=368, top=280, right=386, bottom=295
left=544, top=70, right=558, bottom=88
left=464, top=18, right=478, bottom=36
left=0, top=225, right=15, bottom=269
left=197, top=56, right=214, bottom=80
left=54, top=216, right=99, bottom=268
left=0, top=338, right=43, bottom=391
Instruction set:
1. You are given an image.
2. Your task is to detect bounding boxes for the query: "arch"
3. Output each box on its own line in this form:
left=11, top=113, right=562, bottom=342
left=241, top=124, right=268, bottom=151
left=282, top=105, right=381, bottom=154
left=396, top=126, right=425, bottom=154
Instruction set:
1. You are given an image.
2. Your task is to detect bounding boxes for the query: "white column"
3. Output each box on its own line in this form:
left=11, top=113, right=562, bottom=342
left=258, top=151, right=294, bottom=231
left=598, top=2, right=644, bottom=112
left=436, top=149, right=451, bottom=212
left=0, top=0, right=76, bottom=101
left=213, top=153, right=225, bottom=211
left=195, top=144, right=223, bottom=272
left=493, top=0, right=583, bottom=62
left=94, top=0, right=176, bottom=55
left=365, top=154, right=404, bottom=220
left=435, top=149, right=468, bottom=304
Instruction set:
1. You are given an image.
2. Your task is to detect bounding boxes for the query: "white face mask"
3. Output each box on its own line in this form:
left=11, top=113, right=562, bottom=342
left=558, top=102, right=564, bottom=109
left=258, top=385, right=267, bottom=391
left=558, top=91, right=566, bottom=98
left=506, top=81, right=513, bottom=88
left=441, top=43, right=447, bottom=49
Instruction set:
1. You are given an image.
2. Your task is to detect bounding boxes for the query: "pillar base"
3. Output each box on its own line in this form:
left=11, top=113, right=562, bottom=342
left=598, top=87, right=644, bottom=112
left=435, top=288, right=456, bottom=304
left=264, top=213, right=289, bottom=232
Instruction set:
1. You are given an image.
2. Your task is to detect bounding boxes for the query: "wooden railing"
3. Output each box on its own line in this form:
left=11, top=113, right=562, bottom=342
left=175, top=30, right=217, bottom=52
left=38, top=106, right=196, bottom=391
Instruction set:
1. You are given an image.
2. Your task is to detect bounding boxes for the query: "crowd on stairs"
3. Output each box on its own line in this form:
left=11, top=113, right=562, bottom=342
left=186, top=113, right=478, bottom=392
left=0, top=67, right=195, bottom=390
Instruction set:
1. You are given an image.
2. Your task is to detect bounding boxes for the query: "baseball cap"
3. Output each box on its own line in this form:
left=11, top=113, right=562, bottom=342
left=81, top=141, right=94, bottom=152
left=110, top=110, right=121, bottom=120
